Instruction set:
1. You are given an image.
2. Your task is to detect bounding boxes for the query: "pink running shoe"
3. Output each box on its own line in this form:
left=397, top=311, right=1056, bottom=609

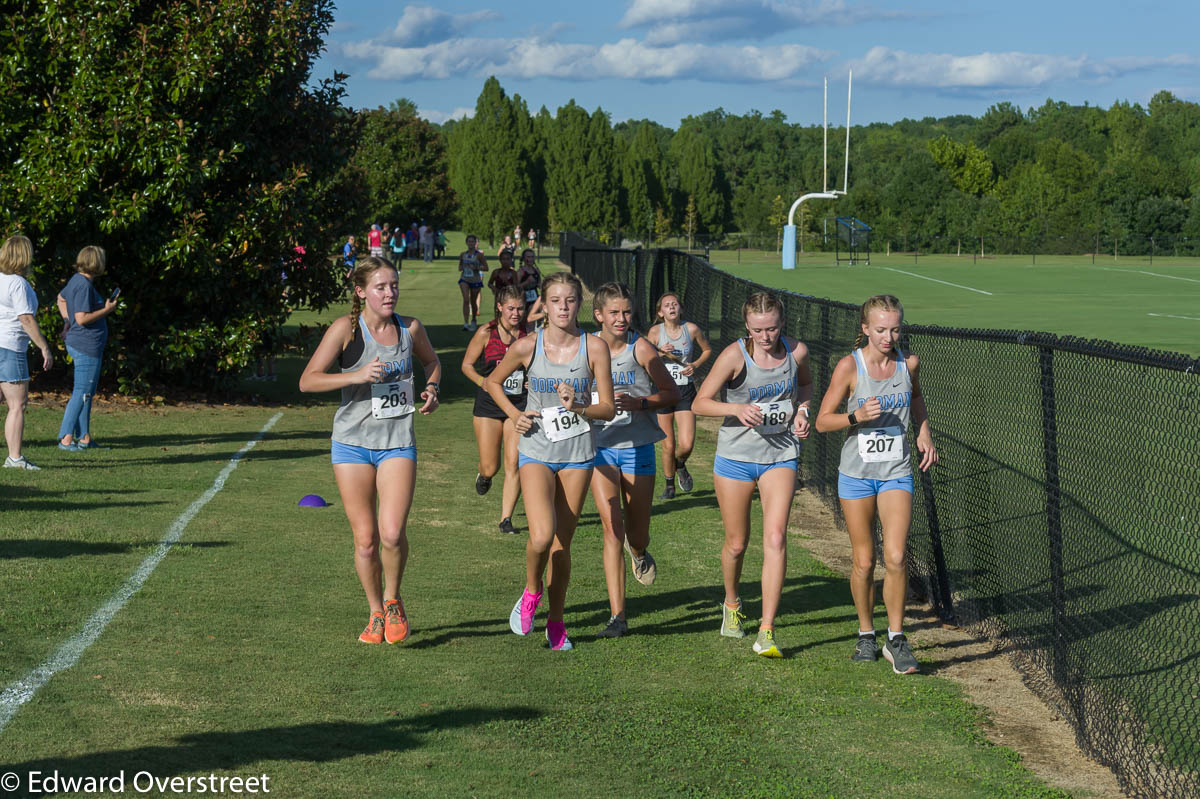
left=546, top=620, right=573, bottom=651
left=508, top=587, right=543, bottom=636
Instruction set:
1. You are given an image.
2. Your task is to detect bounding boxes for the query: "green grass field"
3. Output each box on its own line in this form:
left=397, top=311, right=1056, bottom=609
left=705, top=250, right=1200, bottom=357
left=1, top=258, right=1081, bottom=798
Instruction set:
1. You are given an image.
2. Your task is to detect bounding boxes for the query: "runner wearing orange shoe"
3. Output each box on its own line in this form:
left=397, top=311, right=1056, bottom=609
left=300, top=256, right=442, bottom=644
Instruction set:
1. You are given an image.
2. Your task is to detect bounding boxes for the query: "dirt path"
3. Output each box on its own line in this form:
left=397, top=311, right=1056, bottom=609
left=789, top=485, right=1127, bottom=799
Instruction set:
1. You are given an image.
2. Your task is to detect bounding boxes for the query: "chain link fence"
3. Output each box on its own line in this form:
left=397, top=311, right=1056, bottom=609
left=560, top=231, right=1200, bottom=799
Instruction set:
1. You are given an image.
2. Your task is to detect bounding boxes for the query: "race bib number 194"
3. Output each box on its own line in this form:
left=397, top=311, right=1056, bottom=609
left=541, top=406, right=588, bottom=442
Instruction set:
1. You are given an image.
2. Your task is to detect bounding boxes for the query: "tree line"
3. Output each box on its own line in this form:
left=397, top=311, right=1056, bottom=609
left=433, top=77, right=1200, bottom=256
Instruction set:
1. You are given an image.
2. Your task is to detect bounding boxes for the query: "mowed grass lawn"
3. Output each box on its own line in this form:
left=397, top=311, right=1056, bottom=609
left=0, top=257, right=1071, bottom=798
left=708, top=250, right=1200, bottom=358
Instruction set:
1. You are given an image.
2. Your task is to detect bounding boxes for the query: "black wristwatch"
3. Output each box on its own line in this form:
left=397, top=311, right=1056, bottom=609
left=640, top=397, right=649, bottom=410
left=848, top=411, right=858, bottom=426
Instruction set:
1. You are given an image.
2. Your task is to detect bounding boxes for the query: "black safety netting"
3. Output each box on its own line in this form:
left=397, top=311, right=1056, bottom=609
left=560, top=232, right=1200, bottom=799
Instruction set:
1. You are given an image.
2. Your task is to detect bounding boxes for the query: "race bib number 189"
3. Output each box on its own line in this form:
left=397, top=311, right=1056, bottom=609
left=857, top=426, right=905, bottom=462
left=541, top=405, right=588, bottom=442
left=371, top=377, right=415, bottom=420
left=754, top=399, right=793, bottom=435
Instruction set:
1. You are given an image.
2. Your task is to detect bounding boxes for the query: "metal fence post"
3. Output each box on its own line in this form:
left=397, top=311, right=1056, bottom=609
left=919, top=467, right=955, bottom=622
left=569, top=246, right=576, bottom=275
left=1039, top=345, right=1072, bottom=709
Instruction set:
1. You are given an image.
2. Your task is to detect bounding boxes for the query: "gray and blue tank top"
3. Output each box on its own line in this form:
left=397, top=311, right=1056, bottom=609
left=333, top=315, right=416, bottom=449
left=592, top=332, right=667, bottom=450
left=657, top=322, right=695, bottom=385
left=460, top=250, right=483, bottom=282
left=519, top=330, right=595, bottom=463
left=715, top=338, right=800, bottom=464
left=838, top=348, right=913, bottom=480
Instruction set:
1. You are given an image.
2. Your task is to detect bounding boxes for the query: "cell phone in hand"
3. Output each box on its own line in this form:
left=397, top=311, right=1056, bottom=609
left=110, top=287, right=121, bottom=301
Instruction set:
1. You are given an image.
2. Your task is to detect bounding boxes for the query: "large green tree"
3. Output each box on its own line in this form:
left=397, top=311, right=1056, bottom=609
left=0, top=0, right=354, bottom=394
left=351, top=100, right=457, bottom=232
left=448, top=77, right=534, bottom=244
left=544, top=101, right=620, bottom=235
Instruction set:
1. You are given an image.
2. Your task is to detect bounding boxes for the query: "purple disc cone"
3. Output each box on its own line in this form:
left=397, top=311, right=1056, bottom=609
left=298, top=494, right=330, bottom=508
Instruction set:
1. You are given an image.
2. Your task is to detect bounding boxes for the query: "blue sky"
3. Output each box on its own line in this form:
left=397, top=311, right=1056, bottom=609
left=317, top=1, right=1200, bottom=127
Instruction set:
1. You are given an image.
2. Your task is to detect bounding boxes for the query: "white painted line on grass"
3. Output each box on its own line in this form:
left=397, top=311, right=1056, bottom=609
left=0, top=412, right=283, bottom=734
left=880, top=267, right=993, bottom=295
left=1102, top=267, right=1200, bottom=284
left=1149, top=312, right=1200, bottom=322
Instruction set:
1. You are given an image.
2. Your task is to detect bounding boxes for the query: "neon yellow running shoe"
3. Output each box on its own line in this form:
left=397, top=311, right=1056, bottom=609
left=720, top=601, right=747, bottom=638
left=753, top=628, right=782, bottom=658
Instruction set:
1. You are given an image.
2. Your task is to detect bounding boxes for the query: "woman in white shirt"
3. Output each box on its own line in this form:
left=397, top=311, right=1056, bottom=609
left=0, top=235, right=54, bottom=470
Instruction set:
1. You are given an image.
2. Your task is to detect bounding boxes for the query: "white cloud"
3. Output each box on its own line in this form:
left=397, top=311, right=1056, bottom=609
left=386, top=5, right=501, bottom=47
left=849, top=47, right=1200, bottom=90
left=345, top=37, right=832, bottom=83
left=418, top=106, right=475, bottom=124
left=620, top=0, right=910, bottom=44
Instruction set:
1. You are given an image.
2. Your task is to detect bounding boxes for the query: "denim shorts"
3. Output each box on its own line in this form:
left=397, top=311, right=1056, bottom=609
left=837, top=472, right=913, bottom=500
left=593, top=443, right=656, bottom=475
left=713, top=455, right=796, bottom=483
left=0, top=346, right=29, bottom=383
left=518, top=454, right=593, bottom=474
left=331, top=441, right=417, bottom=467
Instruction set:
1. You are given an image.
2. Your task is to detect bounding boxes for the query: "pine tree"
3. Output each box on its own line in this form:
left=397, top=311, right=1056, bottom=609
left=544, top=102, right=620, bottom=234
left=669, top=127, right=727, bottom=237
left=448, top=77, right=533, bottom=245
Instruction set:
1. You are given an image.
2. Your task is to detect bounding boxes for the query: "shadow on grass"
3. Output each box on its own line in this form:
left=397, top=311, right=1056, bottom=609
left=1, top=706, right=541, bottom=792
left=1, top=540, right=231, bottom=560
left=408, top=575, right=858, bottom=650
left=95, top=429, right=328, bottom=449
left=0, top=486, right=169, bottom=513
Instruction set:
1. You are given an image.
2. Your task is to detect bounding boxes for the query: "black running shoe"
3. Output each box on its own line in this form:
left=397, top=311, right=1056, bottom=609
left=851, top=634, right=879, bottom=662
left=475, top=473, right=492, bottom=495
left=659, top=484, right=675, bottom=500
left=676, top=463, right=694, bottom=493
left=498, top=517, right=518, bottom=534
left=596, top=615, right=628, bottom=638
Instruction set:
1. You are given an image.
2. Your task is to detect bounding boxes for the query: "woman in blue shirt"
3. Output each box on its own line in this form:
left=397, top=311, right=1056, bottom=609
left=55, top=246, right=117, bottom=450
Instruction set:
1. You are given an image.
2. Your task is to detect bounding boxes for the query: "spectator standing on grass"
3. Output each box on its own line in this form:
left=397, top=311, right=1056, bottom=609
left=692, top=292, right=812, bottom=658
left=343, top=235, right=358, bottom=278
left=388, top=226, right=404, bottom=267
left=55, top=246, right=118, bottom=450
left=407, top=222, right=419, bottom=259
left=367, top=224, right=383, bottom=258
left=421, top=220, right=435, bottom=263
left=815, top=294, right=937, bottom=675
left=435, top=229, right=447, bottom=259
left=299, top=256, right=442, bottom=645
left=0, top=235, right=54, bottom=470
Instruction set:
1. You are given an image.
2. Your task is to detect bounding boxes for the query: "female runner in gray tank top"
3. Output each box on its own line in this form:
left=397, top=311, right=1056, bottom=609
left=815, top=294, right=937, bottom=675
left=589, top=283, right=679, bottom=638
left=485, top=271, right=615, bottom=651
left=300, top=257, right=442, bottom=646
left=692, top=292, right=812, bottom=658
left=646, top=292, right=712, bottom=499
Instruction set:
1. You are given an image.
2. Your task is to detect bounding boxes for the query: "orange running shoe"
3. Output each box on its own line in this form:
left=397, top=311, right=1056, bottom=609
left=359, top=611, right=385, bottom=644
left=384, top=598, right=409, bottom=644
